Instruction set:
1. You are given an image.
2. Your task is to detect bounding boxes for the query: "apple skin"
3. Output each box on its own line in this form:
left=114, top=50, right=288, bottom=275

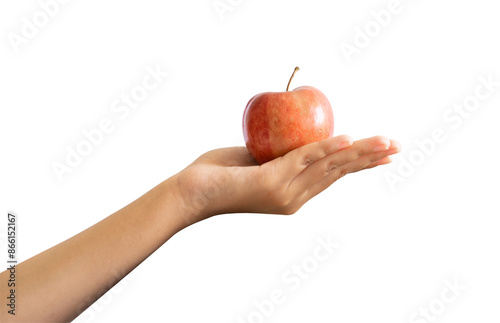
left=243, top=86, right=334, bottom=164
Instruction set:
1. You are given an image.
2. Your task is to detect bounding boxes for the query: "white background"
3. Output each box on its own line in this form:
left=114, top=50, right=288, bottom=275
left=1, top=0, right=499, bottom=322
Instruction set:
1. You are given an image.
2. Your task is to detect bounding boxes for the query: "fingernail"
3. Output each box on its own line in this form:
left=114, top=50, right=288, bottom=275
left=338, top=140, right=352, bottom=149
left=391, top=140, right=402, bottom=152
left=387, top=147, right=401, bottom=154
left=373, top=145, right=389, bottom=152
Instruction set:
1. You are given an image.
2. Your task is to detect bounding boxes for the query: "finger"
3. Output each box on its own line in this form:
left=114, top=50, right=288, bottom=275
left=330, top=146, right=399, bottom=177
left=303, top=141, right=401, bottom=198
left=204, top=147, right=259, bottom=167
left=361, top=155, right=393, bottom=171
left=319, top=135, right=392, bottom=167
left=333, top=140, right=401, bottom=175
left=225, top=147, right=260, bottom=166
left=290, top=136, right=391, bottom=184
left=350, top=139, right=401, bottom=172
left=289, top=138, right=399, bottom=199
left=279, top=135, right=353, bottom=174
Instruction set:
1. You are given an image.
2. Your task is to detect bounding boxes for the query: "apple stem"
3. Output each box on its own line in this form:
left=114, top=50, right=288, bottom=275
left=286, top=67, right=300, bottom=91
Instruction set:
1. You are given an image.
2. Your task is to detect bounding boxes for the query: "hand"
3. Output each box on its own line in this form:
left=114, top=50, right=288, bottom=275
left=175, top=135, right=401, bottom=223
left=0, top=134, right=400, bottom=323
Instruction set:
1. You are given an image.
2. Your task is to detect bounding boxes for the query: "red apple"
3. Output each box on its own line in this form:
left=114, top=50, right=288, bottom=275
left=243, top=67, right=334, bottom=164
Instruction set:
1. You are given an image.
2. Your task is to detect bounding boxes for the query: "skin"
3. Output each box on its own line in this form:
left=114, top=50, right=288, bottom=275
left=0, top=135, right=400, bottom=322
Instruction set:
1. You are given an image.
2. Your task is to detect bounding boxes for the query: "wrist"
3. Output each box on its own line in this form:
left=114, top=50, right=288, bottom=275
left=161, top=172, right=208, bottom=228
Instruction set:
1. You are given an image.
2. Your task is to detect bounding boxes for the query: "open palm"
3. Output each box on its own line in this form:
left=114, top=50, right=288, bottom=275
left=176, top=135, right=401, bottom=222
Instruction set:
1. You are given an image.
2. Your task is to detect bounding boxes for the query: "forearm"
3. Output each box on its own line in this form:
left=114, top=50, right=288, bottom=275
left=0, top=174, right=192, bottom=322
left=0, top=135, right=400, bottom=322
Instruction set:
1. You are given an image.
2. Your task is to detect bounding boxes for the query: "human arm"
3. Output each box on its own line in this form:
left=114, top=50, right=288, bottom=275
left=0, top=135, right=400, bottom=322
